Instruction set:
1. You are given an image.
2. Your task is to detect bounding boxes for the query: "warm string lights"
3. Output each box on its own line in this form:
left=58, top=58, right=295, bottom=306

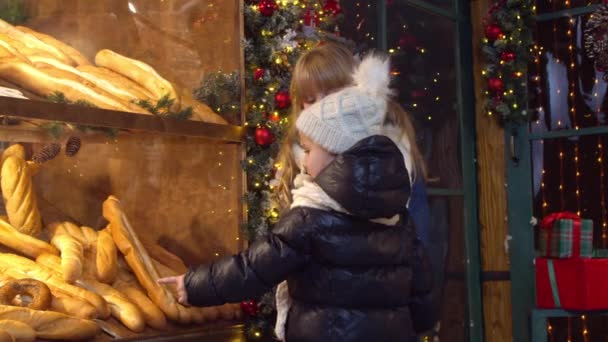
left=599, top=136, right=607, bottom=247
left=565, top=16, right=583, bottom=217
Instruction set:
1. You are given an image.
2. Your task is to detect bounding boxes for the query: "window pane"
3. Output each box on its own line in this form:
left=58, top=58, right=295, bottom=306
left=530, top=14, right=608, bottom=132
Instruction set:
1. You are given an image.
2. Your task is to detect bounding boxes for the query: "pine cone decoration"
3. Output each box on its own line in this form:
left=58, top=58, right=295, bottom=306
left=64, top=136, right=81, bottom=157
left=32, top=143, right=61, bottom=164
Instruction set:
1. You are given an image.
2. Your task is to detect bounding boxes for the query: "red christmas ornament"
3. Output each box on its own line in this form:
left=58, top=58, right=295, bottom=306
left=398, top=33, right=418, bottom=49
left=485, top=24, right=503, bottom=41
left=254, top=127, right=275, bottom=146
left=487, top=78, right=504, bottom=92
left=274, top=91, right=291, bottom=109
left=323, top=0, right=342, bottom=17
left=240, top=300, right=258, bottom=316
left=258, top=0, right=278, bottom=17
left=253, top=68, right=265, bottom=81
left=500, top=51, right=516, bottom=63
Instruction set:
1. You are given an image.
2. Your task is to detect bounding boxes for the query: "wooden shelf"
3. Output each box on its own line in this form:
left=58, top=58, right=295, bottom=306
left=0, top=97, right=244, bottom=143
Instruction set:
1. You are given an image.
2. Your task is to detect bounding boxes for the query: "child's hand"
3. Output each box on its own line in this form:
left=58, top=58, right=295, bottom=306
left=157, top=274, right=189, bottom=306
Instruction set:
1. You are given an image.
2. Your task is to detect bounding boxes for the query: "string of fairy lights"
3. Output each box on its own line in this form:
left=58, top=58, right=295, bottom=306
left=538, top=4, right=608, bottom=340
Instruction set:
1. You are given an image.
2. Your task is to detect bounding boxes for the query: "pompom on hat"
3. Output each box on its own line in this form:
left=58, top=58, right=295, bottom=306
left=295, top=53, right=392, bottom=154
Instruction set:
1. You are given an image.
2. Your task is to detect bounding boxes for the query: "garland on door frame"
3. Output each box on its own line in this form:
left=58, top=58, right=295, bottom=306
left=481, top=0, right=535, bottom=125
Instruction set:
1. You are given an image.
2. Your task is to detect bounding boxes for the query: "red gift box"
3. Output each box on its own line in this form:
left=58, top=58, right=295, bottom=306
left=536, top=258, right=608, bottom=310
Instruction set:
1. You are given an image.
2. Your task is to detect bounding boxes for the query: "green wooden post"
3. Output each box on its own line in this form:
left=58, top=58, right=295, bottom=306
left=455, top=0, right=484, bottom=340
left=505, top=122, right=535, bottom=342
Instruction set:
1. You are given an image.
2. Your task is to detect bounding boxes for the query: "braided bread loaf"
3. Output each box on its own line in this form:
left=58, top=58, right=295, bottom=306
left=0, top=155, right=41, bottom=236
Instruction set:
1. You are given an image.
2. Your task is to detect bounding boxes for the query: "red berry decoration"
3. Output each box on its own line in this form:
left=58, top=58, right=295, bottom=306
left=253, top=68, right=265, bottom=81
left=274, top=91, right=291, bottom=109
left=487, top=78, right=504, bottom=92
left=254, top=127, right=275, bottom=146
left=500, top=51, right=516, bottom=63
left=240, top=300, right=258, bottom=316
left=485, top=24, right=503, bottom=41
left=258, top=0, right=278, bottom=17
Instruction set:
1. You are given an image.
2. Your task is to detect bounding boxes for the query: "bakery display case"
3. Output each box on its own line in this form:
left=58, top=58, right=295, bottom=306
left=0, top=0, right=247, bottom=341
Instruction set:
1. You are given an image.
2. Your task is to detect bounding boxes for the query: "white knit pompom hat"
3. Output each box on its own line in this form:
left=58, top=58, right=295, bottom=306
left=295, top=53, right=392, bottom=154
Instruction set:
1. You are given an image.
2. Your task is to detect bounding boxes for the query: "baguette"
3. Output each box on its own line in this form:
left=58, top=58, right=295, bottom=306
left=0, top=219, right=58, bottom=259
left=0, top=60, right=140, bottom=112
left=0, top=320, right=36, bottom=342
left=80, top=226, right=98, bottom=246
left=102, top=196, right=180, bottom=321
left=113, top=278, right=167, bottom=330
left=0, top=253, right=110, bottom=319
left=0, top=145, right=25, bottom=166
left=179, top=90, right=227, bottom=124
left=95, top=229, right=117, bottom=283
left=45, top=222, right=87, bottom=246
left=95, top=49, right=179, bottom=109
left=19, top=55, right=148, bottom=114
left=0, top=304, right=99, bottom=340
left=76, top=65, right=154, bottom=100
left=50, top=295, right=97, bottom=320
left=0, top=20, right=73, bottom=65
left=0, top=330, right=13, bottom=342
left=50, top=234, right=83, bottom=283
left=0, top=156, right=42, bottom=236
left=37, top=254, right=144, bottom=332
left=15, top=26, right=89, bottom=66
left=141, top=238, right=188, bottom=274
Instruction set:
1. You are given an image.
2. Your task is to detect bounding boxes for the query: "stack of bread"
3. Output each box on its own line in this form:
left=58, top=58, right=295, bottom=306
left=0, top=19, right=227, bottom=125
left=0, top=144, right=242, bottom=341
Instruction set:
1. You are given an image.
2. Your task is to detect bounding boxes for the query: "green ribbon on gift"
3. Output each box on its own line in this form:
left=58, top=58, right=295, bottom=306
left=547, top=260, right=561, bottom=308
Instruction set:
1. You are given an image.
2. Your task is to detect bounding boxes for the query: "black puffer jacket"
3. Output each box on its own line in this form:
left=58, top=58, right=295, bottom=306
left=184, top=135, right=431, bottom=341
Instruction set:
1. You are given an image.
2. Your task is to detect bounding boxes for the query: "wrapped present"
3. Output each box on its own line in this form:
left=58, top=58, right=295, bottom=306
left=536, top=258, right=608, bottom=310
left=538, top=212, right=593, bottom=258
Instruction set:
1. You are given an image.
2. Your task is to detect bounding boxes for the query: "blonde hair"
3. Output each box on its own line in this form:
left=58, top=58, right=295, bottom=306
left=274, top=43, right=426, bottom=210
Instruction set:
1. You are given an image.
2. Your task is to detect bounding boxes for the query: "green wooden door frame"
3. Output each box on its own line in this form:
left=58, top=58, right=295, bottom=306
left=506, top=5, right=605, bottom=342
left=376, top=1, right=484, bottom=341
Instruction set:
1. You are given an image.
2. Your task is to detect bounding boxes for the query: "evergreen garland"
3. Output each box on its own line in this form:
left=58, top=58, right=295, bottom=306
left=235, top=1, right=341, bottom=340
left=481, top=0, right=535, bottom=124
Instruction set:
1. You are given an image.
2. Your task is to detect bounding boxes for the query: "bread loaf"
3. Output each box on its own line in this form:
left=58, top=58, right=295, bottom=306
left=50, top=294, right=97, bottom=320
left=113, top=278, right=167, bottom=330
left=0, top=253, right=109, bottom=319
left=0, top=60, right=141, bottom=112
left=38, top=254, right=144, bottom=332
left=0, top=20, right=73, bottom=65
left=50, top=234, right=83, bottom=283
left=95, top=229, right=117, bottom=283
left=95, top=49, right=179, bottom=109
left=179, top=89, right=227, bottom=125
left=0, top=145, right=25, bottom=167
left=0, top=219, right=57, bottom=259
left=102, top=196, right=180, bottom=321
left=15, top=26, right=89, bottom=66
left=25, top=55, right=149, bottom=113
left=0, top=320, right=36, bottom=342
left=141, top=238, right=188, bottom=274
left=0, top=156, right=41, bottom=236
left=0, top=330, right=13, bottom=342
left=76, top=65, right=154, bottom=100
left=0, top=304, right=99, bottom=340
left=46, top=222, right=86, bottom=246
